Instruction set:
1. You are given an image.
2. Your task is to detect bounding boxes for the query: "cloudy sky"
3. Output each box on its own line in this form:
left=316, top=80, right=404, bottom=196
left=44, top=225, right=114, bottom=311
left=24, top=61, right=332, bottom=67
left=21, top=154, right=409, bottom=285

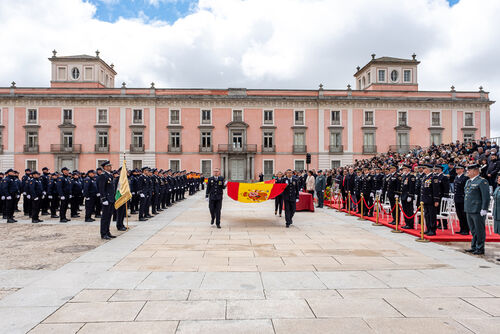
left=1, top=0, right=498, bottom=135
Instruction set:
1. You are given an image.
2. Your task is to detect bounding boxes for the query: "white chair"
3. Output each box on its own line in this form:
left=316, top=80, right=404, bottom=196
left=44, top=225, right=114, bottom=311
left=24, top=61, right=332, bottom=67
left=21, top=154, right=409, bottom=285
left=436, top=197, right=454, bottom=234
left=381, top=193, right=391, bottom=220
left=446, top=199, right=457, bottom=235
left=486, top=197, right=494, bottom=235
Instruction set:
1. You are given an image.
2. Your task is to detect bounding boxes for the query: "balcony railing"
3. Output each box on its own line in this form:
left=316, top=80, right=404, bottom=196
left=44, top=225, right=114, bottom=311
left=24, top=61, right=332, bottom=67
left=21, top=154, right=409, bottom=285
left=50, top=144, right=82, bottom=154
left=24, top=145, right=39, bottom=154
left=262, top=145, right=276, bottom=153
left=130, top=144, right=145, bottom=153
left=95, top=144, right=109, bottom=153
left=218, top=144, right=257, bottom=153
left=388, top=145, right=418, bottom=154
left=329, top=145, right=344, bottom=154
left=293, top=145, right=307, bottom=154
left=199, top=145, right=213, bottom=153
left=168, top=145, right=182, bottom=153
left=362, top=145, right=377, bottom=154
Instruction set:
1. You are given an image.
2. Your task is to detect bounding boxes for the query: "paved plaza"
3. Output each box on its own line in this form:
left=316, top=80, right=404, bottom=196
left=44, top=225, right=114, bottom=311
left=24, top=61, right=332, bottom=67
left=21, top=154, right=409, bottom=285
left=1, top=193, right=500, bottom=333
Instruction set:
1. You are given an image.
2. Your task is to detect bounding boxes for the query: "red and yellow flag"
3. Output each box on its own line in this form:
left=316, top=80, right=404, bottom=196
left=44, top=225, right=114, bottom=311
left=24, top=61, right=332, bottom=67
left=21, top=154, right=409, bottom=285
left=227, top=182, right=287, bottom=203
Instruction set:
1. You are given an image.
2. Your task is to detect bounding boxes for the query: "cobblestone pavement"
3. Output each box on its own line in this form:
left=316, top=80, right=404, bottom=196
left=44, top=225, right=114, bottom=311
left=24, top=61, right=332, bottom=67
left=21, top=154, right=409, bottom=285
left=1, top=193, right=500, bottom=333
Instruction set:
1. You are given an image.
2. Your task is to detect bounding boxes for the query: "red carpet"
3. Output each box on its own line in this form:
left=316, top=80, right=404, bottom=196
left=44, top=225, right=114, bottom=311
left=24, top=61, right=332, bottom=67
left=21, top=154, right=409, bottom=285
left=324, top=200, right=500, bottom=242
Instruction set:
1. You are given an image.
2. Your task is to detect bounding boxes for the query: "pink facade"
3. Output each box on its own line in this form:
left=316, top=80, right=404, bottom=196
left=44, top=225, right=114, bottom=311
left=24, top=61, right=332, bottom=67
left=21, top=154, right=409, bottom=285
left=0, top=53, right=494, bottom=180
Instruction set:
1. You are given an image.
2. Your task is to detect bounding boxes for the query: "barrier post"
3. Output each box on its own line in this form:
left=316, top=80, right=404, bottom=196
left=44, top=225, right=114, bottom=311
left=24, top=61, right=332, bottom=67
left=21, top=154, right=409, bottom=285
left=347, top=191, right=351, bottom=215
left=416, top=202, right=429, bottom=242
left=358, top=193, right=364, bottom=220
left=372, top=196, right=383, bottom=226
left=391, top=196, right=403, bottom=233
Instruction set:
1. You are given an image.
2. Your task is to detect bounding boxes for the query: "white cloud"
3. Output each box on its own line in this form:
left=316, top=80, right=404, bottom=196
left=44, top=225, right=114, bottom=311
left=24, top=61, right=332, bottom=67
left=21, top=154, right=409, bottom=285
left=0, top=0, right=498, bottom=135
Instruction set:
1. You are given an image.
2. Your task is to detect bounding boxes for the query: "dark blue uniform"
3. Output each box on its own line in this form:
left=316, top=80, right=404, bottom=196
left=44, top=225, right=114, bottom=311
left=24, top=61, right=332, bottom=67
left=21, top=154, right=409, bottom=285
left=70, top=177, right=82, bottom=217
left=83, top=176, right=98, bottom=221
left=274, top=177, right=285, bottom=216
left=40, top=172, right=50, bottom=215
left=420, top=173, right=440, bottom=235
left=400, top=173, right=416, bottom=228
left=56, top=174, right=72, bottom=222
left=206, top=176, right=225, bottom=227
left=97, top=171, right=115, bottom=238
left=454, top=173, right=469, bottom=234
left=29, top=177, right=43, bottom=222
left=282, top=176, right=300, bottom=227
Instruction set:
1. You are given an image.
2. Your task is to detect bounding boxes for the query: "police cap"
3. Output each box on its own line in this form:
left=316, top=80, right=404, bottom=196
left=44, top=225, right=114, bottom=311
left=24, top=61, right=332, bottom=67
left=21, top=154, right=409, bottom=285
left=100, top=160, right=111, bottom=168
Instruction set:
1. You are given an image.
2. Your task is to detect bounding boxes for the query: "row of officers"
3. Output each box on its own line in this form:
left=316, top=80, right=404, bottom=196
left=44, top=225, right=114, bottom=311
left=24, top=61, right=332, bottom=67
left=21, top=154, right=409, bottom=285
left=0, top=165, right=203, bottom=239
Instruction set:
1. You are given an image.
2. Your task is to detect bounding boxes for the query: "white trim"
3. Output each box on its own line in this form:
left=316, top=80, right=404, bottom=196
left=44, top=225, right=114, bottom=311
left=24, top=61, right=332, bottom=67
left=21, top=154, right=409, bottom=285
left=231, top=108, right=244, bottom=122
left=347, top=109, right=353, bottom=153
left=26, top=107, right=38, bottom=125
left=8, top=106, right=14, bottom=152
left=200, top=159, right=212, bottom=175
left=389, top=69, right=399, bottom=83
left=430, top=110, right=442, bottom=127
left=330, top=109, right=342, bottom=126
left=481, top=110, right=486, bottom=137
left=96, top=108, right=109, bottom=124
left=61, top=108, right=74, bottom=124
left=169, top=108, right=181, bottom=125
left=294, top=159, right=306, bottom=171
left=149, top=106, right=155, bottom=151
left=262, top=109, right=274, bottom=125
left=396, top=110, right=408, bottom=127
left=70, top=65, right=82, bottom=81
left=262, top=159, right=274, bottom=176
left=318, top=108, right=325, bottom=153
left=120, top=107, right=126, bottom=152
left=363, top=110, right=375, bottom=126
left=131, top=108, right=144, bottom=125
left=377, top=68, right=387, bottom=83
left=169, top=159, right=181, bottom=171
left=25, top=159, right=38, bottom=170
left=293, top=109, right=306, bottom=126
left=200, top=108, right=212, bottom=125
left=452, top=109, right=457, bottom=142
left=463, top=110, right=475, bottom=127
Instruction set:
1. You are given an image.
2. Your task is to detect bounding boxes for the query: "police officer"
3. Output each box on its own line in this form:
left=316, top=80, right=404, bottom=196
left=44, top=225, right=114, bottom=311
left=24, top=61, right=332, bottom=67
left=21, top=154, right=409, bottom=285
left=420, top=164, right=440, bottom=236
left=21, top=168, right=32, bottom=217
left=282, top=169, right=300, bottom=228
left=29, top=171, right=44, bottom=223
left=206, top=168, right=225, bottom=228
left=70, top=171, right=82, bottom=218
left=83, top=170, right=98, bottom=222
left=56, top=167, right=72, bottom=223
left=464, top=163, right=490, bottom=255
left=383, top=165, right=400, bottom=225
left=454, top=164, right=469, bottom=235
left=97, top=161, right=116, bottom=240
left=434, top=164, right=450, bottom=229
left=361, top=167, right=373, bottom=216
left=113, top=167, right=127, bottom=232
left=137, top=167, right=149, bottom=221
left=354, top=169, right=362, bottom=213
left=94, top=167, right=103, bottom=218
left=48, top=172, right=59, bottom=218
left=40, top=167, right=50, bottom=216
left=400, top=164, right=416, bottom=229
left=274, top=171, right=285, bottom=217
left=1, top=169, right=18, bottom=223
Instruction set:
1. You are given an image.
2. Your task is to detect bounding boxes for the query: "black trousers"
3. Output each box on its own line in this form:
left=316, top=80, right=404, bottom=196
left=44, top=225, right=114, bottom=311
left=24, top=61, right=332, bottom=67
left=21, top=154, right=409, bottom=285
left=341, top=190, right=347, bottom=209
left=424, top=204, right=437, bottom=233
left=50, top=196, right=59, bottom=216
left=41, top=195, right=49, bottom=213
left=31, top=198, right=40, bottom=221
left=209, top=199, right=222, bottom=226
left=274, top=195, right=283, bottom=215
left=5, top=198, right=15, bottom=219
left=23, top=194, right=31, bottom=216
left=284, top=200, right=296, bottom=226
left=95, top=198, right=102, bottom=216
left=455, top=201, right=469, bottom=233
left=388, top=195, right=400, bottom=223
left=71, top=196, right=79, bottom=216
left=151, top=193, right=158, bottom=213
left=402, top=199, right=414, bottom=227
left=59, top=197, right=69, bottom=220
left=100, top=203, right=113, bottom=237
left=139, top=195, right=147, bottom=218
left=116, top=205, right=126, bottom=229
left=85, top=196, right=95, bottom=220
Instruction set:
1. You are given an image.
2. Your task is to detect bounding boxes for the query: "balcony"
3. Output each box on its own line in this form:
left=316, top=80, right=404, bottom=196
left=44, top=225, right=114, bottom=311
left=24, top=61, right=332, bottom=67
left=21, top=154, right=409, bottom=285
left=50, top=144, right=82, bottom=154
left=293, top=145, right=307, bottom=154
left=130, top=144, right=145, bottom=153
left=24, top=145, right=39, bottom=154
left=362, top=145, right=377, bottom=154
left=199, top=145, right=213, bottom=153
left=218, top=144, right=257, bottom=153
left=388, top=145, right=418, bottom=154
left=95, top=144, right=109, bottom=153
left=329, top=145, right=344, bottom=154
left=262, top=145, right=276, bottom=153
left=168, top=145, right=183, bottom=153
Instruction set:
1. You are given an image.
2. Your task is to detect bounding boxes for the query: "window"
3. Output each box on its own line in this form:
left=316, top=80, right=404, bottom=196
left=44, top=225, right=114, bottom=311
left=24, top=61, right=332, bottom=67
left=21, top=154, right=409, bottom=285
left=263, top=160, right=274, bottom=177
left=63, top=132, right=73, bottom=148
left=133, top=109, right=143, bottom=124
left=364, top=111, right=374, bottom=126
left=263, top=131, right=274, bottom=148
left=27, top=132, right=38, bottom=147
left=363, top=133, right=375, bottom=146
left=330, top=132, right=342, bottom=146
left=331, top=160, right=341, bottom=169
left=463, top=133, right=475, bottom=143
left=201, top=132, right=211, bottom=148
left=201, top=109, right=211, bottom=124
left=431, top=111, right=441, bottom=126
left=26, top=160, right=37, bottom=171
left=170, top=160, right=180, bottom=171
left=132, top=132, right=143, bottom=147
left=397, top=132, right=409, bottom=147
left=331, top=110, right=341, bottom=125
left=27, top=109, right=37, bottom=124
left=464, top=112, right=474, bottom=127
left=97, top=131, right=108, bottom=148
left=170, top=109, right=180, bottom=125
left=97, top=159, right=107, bottom=169
left=84, top=67, right=93, bottom=80
left=170, top=131, right=181, bottom=148
left=294, top=160, right=305, bottom=171
left=264, top=110, right=273, bottom=124
left=132, top=160, right=142, bottom=170
left=378, top=69, right=386, bottom=82
left=293, top=132, right=305, bottom=146
left=430, top=133, right=441, bottom=145
left=294, top=110, right=304, bottom=125
left=367, top=72, right=371, bottom=84
left=362, top=77, right=366, bottom=88
left=232, top=110, right=243, bottom=122
left=63, top=109, right=72, bottom=124
left=390, top=70, right=398, bottom=82
left=403, top=70, right=411, bottom=82
left=201, top=160, right=212, bottom=176
left=97, top=109, right=108, bottom=124
left=71, top=67, right=80, bottom=80
left=398, top=111, right=407, bottom=126
left=57, top=67, right=67, bottom=80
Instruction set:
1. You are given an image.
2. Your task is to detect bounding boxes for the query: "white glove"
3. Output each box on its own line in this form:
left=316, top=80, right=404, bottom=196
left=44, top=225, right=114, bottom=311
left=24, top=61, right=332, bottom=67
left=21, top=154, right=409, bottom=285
left=224, top=181, right=228, bottom=186
left=69, top=195, right=73, bottom=199
left=205, top=197, right=209, bottom=202
left=96, top=193, right=100, bottom=197
left=85, top=197, right=90, bottom=200
left=140, top=193, right=145, bottom=198
left=296, top=199, right=300, bottom=203
left=1, top=196, right=4, bottom=200
left=61, top=196, right=65, bottom=200
left=102, top=200, right=109, bottom=206
left=480, top=210, right=488, bottom=216
left=34, top=197, right=39, bottom=201
left=370, top=193, right=374, bottom=198
left=407, top=197, right=412, bottom=202
left=132, top=192, right=135, bottom=195
left=48, top=195, right=53, bottom=199
left=27, top=195, right=31, bottom=199
left=22, top=192, right=26, bottom=196
left=6, top=196, right=12, bottom=200
left=16, top=195, right=20, bottom=198
left=43, top=191, right=46, bottom=195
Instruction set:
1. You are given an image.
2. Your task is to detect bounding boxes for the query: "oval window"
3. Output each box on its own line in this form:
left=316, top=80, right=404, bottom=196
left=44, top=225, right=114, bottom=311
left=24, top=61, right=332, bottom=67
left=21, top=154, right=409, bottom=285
left=71, top=67, right=80, bottom=80
left=390, top=70, right=398, bottom=82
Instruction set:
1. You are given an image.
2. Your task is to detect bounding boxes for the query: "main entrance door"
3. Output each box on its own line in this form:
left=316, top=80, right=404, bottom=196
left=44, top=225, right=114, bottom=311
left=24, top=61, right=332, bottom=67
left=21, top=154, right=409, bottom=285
left=230, top=159, right=245, bottom=181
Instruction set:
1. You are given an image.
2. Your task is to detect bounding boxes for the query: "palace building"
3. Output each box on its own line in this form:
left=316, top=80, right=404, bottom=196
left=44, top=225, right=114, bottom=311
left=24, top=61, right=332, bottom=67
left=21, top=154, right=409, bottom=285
left=0, top=51, right=493, bottom=180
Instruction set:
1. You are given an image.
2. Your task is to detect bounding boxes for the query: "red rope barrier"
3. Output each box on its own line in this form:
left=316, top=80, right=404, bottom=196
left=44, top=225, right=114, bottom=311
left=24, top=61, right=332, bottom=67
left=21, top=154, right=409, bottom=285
left=398, top=204, right=421, bottom=219
left=379, top=202, right=397, bottom=215
left=362, top=197, right=375, bottom=210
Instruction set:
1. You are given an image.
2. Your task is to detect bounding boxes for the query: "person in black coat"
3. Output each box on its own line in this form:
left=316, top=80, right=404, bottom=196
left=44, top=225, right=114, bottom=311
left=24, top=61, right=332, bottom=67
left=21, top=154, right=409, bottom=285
left=282, top=169, right=300, bottom=228
left=274, top=171, right=285, bottom=217
left=83, top=170, right=98, bottom=222
left=70, top=171, right=82, bottom=218
left=40, top=167, right=50, bottom=216
left=206, top=168, right=226, bottom=228
left=454, top=165, right=469, bottom=235
left=97, top=161, right=116, bottom=240
left=29, top=171, right=44, bottom=223
left=56, top=167, right=72, bottom=223
left=1, top=169, right=19, bottom=223
left=487, top=154, right=500, bottom=190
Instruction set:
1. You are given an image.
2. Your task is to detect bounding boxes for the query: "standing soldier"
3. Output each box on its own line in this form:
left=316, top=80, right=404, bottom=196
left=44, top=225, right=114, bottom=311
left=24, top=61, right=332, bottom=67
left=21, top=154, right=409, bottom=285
left=97, top=161, right=116, bottom=240
left=400, top=164, right=416, bottom=229
left=29, top=171, right=43, bottom=223
left=48, top=172, right=59, bottom=218
left=434, top=165, right=450, bottom=229
left=420, top=164, right=440, bottom=236
left=94, top=167, right=103, bottom=218
left=137, top=167, right=148, bottom=221
left=206, top=168, right=225, bottom=228
left=354, top=169, right=362, bottom=213
left=464, top=164, right=490, bottom=255
left=414, top=165, right=424, bottom=206
left=315, top=170, right=326, bottom=208
left=40, top=167, right=50, bottom=216
left=362, top=167, right=374, bottom=216
left=70, top=171, right=82, bottom=218
left=1, top=169, right=18, bottom=223
left=282, top=169, right=300, bottom=228
left=83, top=170, right=98, bottom=222
left=21, top=169, right=32, bottom=217
left=454, top=164, right=469, bottom=235
left=384, top=165, right=400, bottom=225
left=274, top=171, right=285, bottom=217
left=56, top=167, right=72, bottom=223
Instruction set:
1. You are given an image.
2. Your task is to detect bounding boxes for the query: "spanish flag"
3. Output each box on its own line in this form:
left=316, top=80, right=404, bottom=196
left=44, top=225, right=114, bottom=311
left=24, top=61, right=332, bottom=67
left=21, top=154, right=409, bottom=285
left=227, top=182, right=287, bottom=203
left=114, top=160, right=132, bottom=209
